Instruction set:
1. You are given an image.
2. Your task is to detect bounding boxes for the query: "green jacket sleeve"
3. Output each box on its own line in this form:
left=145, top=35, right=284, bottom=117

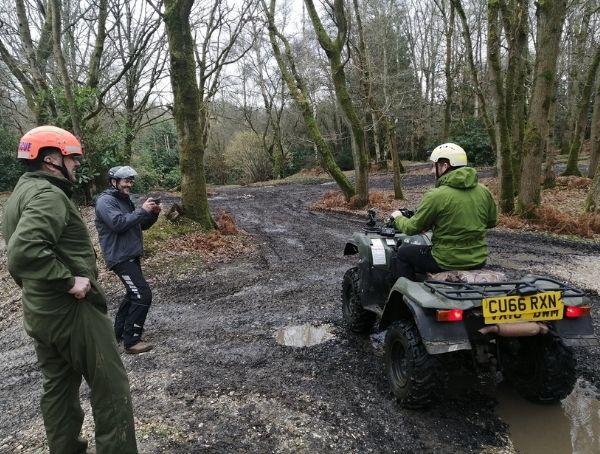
left=7, top=189, right=75, bottom=292
left=393, top=189, right=439, bottom=234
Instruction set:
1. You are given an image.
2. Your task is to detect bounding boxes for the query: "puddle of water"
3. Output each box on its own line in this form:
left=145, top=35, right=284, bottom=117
left=496, top=379, right=600, bottom=454
left=275, top=324, right=335, bottom=347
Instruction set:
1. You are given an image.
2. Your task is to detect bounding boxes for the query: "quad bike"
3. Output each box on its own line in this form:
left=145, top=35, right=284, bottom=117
left=342, top=209, right=598, bottom=408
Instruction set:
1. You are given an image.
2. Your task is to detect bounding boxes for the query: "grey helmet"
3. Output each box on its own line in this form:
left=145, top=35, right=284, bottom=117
left=108, top=165, right=138, bottom=181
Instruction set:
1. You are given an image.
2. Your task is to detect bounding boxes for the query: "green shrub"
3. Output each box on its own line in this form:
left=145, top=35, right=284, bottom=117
left=134, top=122, right=180, bottom=190
left=450, top=117, right=495, bottom=166
left=224, top=131, right=272, bottom=184
left=0, top=128, right=22, bottom=191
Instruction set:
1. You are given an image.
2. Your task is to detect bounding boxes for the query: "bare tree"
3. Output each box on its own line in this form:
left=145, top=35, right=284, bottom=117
left=433, top=0, right=455, bottom=140
left=241, top=19, right=288, bottom=179
left=402, top=0, right=443, bottom=155
left=518, top=0, right=567, bottom=217
left=260, top=0, right=355, bottom=200
left=304, top=0, right=369, bottom=207
left=111, top=0, right=167, bottom=163
left=450, top=0, right=496, bottom=150
left=162, top=0, right=253, bottom=226
left=585, top=76, right=600, bottom=213
left=560, top=0, right=594, bottom=153
left=0, top=0, right=54, bottom=125
left=50, top=0, right=84, bottom=137
left=351, top=0, right=405, bottom=199
left=563, top=43, right=600, bottom=176
left=486, top=0, right=529, bottom=214
left=588, top=75, right=600, bottom=180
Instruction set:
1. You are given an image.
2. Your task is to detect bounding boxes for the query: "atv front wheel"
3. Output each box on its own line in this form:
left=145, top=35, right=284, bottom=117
left=384, top=319, right=440, bottom=408
left=501, top=335, right=576, bottom=403
left=341, top=267, right=376, bottom=334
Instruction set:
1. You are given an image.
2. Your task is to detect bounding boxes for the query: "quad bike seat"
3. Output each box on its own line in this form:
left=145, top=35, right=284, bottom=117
left=426, top=269, right=507, bottom=283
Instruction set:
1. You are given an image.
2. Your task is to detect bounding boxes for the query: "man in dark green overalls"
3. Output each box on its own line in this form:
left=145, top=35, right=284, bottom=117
left=2, top=126, right=138, bottom=453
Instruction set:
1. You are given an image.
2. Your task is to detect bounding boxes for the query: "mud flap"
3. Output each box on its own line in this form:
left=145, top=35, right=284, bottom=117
left=390, top=297, right=472, bottom=355
left=552, top=316, right=599, bottom=347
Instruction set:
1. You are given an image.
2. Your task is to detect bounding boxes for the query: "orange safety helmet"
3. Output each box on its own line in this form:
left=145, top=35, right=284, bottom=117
left=17, top=125, right=83, bottom=160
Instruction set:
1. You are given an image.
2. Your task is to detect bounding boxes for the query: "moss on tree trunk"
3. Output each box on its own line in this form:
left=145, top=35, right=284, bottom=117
left=518, top=0, right=567, bottom=218
left=164, top=0, right=215, bottom=229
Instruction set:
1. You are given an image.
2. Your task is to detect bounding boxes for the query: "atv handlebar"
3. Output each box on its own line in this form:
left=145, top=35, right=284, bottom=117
left=365, top=209, right=414, bottom=234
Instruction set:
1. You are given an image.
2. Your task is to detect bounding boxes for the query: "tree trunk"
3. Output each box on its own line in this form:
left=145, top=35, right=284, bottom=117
left=487, top=1, right=514, bottom=213
left=50, top=0, right=82, bottom=138
left=304, top=0, right=369, bottom=207
left=562, top=9, right=591, bottom=154
left=503, top=0, right=529, bottom=192
left=378, top=18, right=403, bottom=187
left=584, top=158, right=600, bottom=212
left=86, top=0, right=108, bottom=90
left=443, top=1, right=455, bottom=139
left=563, top=44, right=600, bottom=176
left=14, top=0, right=55, bottom=123
left=588, top=78, right=600, bottom=179
left=517, top=0, right=567, bottom=218
left=450, top=0, right=496, bottom=150
left=263, top=0, right=354, bottom=200
left=387, top=121, right=404, bottom=200
left=164, top=0, right=215, bottom=229
left=542, top=78, right=559, bottom=188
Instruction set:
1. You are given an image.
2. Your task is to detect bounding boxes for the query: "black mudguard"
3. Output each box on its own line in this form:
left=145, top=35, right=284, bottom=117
left=553, top=316, right=599, bottom=347
left=343, top=241, right=358, bottom=255
left=380, top=294, right=472, bottom=355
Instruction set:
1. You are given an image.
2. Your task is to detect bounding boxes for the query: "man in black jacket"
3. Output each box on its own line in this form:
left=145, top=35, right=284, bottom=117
left=95, top=166, right=160, bottom=354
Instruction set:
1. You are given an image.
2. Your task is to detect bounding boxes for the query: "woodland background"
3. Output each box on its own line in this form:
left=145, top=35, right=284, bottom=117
left=0, top=0, right=599, bottom=230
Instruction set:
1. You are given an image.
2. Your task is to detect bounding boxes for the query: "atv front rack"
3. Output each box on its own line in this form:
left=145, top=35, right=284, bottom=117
left=423, top=276, right=585, bottom=302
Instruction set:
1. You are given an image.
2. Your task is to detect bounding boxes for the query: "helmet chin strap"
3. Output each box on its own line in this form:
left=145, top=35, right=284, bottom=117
left=45, top=158, right=71, bottom=180
left=434, top=162, right=450, bottom=179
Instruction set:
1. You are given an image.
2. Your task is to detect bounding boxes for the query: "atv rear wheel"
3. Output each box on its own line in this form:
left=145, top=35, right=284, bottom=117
left=342, top=267, right=376, bottom=334
left=501, top=335, right=576, bottom=403
left=384, top=319, right=440, bottom=408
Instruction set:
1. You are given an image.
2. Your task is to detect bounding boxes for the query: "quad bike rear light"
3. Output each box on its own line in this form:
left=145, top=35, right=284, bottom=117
left=436, top=309, right=463, bottom=322
left=565, top=305, right=591, bottom=318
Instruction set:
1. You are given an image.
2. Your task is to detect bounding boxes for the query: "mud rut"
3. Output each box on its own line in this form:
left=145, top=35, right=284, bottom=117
left=1, top=173, right=600, bottom=453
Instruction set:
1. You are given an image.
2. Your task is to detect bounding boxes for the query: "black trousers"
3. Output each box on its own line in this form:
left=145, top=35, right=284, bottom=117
left=395, top=245, right=444, bottom=281
left=112, top=258, right=152, bottom=348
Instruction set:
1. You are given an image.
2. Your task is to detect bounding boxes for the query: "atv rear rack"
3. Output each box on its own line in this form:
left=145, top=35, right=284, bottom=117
left=423, top=276, right=585, bottom=302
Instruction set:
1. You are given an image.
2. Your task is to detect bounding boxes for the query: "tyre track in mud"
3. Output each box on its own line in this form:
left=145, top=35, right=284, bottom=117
left=129, top=179, right=509, bottom=453
left=2, top=173, right=599, bottom=453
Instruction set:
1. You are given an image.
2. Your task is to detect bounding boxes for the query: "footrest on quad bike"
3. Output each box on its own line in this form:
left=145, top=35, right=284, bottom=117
left=426, top=269, right=507, bottom=284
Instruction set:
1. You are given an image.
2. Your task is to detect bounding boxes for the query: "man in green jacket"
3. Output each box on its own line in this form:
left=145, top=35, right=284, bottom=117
left=391, top=142, right=498, bottom=280
left=2, top=126, right=138, bottom=453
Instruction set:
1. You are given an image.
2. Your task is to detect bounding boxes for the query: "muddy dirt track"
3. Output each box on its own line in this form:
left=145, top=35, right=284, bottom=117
left=1, top=172, right=600, bottom=453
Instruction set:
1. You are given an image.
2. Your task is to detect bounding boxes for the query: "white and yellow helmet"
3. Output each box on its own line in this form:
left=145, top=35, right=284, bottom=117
left=430, top=143, right=467, bottom=167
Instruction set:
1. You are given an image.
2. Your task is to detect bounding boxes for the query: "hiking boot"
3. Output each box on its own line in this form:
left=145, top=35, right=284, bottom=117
left=125, top=341, right=153, bottom=354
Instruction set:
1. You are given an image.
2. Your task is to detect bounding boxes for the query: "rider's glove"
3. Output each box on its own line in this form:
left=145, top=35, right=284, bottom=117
left=390, top=210, right=404, bottom=219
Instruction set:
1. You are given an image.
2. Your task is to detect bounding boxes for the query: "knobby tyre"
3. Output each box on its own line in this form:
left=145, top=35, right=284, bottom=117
left=501, top=335, right=576, bottom=403
left=384, top=319, right=440, bottom=408
left=341, top=267, right=376, bottom=334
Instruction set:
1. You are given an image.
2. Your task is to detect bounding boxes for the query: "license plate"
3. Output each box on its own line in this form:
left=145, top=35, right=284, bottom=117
left=482, top=291, right=564, bottom=324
